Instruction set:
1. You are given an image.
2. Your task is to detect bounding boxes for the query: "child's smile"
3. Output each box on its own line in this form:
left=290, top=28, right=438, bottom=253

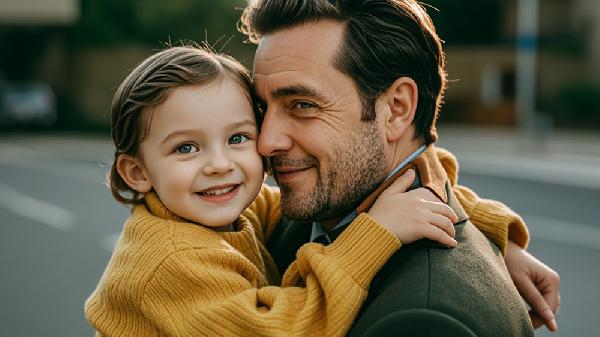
left=196, top=184, right=240, bottom=203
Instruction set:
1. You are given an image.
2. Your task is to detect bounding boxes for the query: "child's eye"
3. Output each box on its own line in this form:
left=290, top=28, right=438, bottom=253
left=175, top=143, right=198, bottom=154
left=229, top=134, right=249, bottom=145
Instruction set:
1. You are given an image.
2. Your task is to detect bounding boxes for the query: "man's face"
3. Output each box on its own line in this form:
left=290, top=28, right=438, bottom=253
left=254, top=20, right=388, bottom=221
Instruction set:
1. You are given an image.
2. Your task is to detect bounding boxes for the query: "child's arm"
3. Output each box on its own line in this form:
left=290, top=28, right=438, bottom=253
left=139, top=171, right=456, bottom=337
left=141, top=214, right=396, bottom=337
left=436, top=147, right=530, bottom=254
left=453, top=184, right=529, bottom=254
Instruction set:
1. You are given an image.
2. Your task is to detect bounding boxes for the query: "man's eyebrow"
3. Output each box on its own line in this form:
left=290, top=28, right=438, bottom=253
left=272, top=85, right=327, bottom=102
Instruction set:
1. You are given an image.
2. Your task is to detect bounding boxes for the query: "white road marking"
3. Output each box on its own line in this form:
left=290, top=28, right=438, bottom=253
left=524, top=214, right=600, bottom=250
left=0, top=143, right=107, bottom=184
left=0, top=182, right=76, bottom=230
left=457, top=153, right=600, bottom=190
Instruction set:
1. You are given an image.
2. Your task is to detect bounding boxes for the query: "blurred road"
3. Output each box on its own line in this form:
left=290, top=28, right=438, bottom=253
left=1, top=127, right=599, bottom=337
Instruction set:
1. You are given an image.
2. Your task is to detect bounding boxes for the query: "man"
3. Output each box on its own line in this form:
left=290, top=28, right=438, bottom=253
left=240, top=0, right=560, bottom=335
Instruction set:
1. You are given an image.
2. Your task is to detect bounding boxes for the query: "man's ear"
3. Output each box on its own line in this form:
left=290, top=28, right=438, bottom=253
left=116, top=154, right=152, bottom=193
left=381, top=77, right=418, bottom=142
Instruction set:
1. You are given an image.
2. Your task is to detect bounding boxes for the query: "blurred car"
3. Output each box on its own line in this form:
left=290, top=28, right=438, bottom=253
left=0, top=82, right=56, bottom=126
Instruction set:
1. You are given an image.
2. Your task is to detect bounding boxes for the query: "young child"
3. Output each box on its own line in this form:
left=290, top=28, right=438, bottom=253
left=85, top=46, right=527, bottom=337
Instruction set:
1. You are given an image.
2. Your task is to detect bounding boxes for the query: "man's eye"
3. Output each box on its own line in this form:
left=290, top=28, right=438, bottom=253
left=229, top=134, right=249, bottom=145
left=175, top=143, right=198, bottom=154
left=293, top=101, right=315, bottom=110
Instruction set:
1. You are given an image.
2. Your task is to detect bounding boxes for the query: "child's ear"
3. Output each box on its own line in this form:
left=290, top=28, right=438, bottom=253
left=116, top=154, right=152, bottom=193
left=381, top=77, right=418, bottom=142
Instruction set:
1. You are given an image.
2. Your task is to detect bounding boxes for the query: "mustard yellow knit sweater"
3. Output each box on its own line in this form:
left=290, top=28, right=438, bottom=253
left=85, top=149, right=529, bottom=337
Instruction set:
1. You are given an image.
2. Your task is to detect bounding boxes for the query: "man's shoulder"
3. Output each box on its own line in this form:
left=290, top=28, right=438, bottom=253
left=348, top=220, right=533, bottom=337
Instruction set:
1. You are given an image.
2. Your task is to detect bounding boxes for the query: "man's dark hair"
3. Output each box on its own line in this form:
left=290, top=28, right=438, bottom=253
left=240, top=0, right=446, bottom=144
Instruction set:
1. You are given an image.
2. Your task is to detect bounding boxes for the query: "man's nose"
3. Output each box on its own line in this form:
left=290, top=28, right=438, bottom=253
left=202, top=148, right=235, bottom=175
left=258, top=108, right=293, bottom=157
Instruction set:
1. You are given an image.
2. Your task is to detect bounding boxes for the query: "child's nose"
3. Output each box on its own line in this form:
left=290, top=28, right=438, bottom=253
left=202, top=150, right=235, bottom=175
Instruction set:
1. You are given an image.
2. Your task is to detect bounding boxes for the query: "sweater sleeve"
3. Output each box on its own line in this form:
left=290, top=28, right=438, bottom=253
left=436, top=147, right=530, bottom=254
left=140, top=213, right=399, bottom=337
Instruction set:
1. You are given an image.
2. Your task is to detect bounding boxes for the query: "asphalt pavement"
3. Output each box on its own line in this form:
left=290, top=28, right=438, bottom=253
left=440, top=126, right=600, bottom=337
left=0, top=126, right=598, bottom=337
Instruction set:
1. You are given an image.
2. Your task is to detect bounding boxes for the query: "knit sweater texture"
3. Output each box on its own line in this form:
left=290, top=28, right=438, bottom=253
left=85, top=148, right=529, bottom=337
left=85, top=185, right=401, bottom=337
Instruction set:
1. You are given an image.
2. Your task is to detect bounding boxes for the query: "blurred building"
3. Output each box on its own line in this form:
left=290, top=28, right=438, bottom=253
left=0, top=0, right=253, bottom=128
left=0, top=0, right=79, bottom=127
left=441, top=0, right=600, bottom=128
left=1, top=0, right=598, bottom=129
left=0, top=0, right=78, bottom=25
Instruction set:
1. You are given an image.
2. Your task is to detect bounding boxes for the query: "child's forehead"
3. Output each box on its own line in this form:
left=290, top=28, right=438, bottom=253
left=143, top=82, right=257, bottom=140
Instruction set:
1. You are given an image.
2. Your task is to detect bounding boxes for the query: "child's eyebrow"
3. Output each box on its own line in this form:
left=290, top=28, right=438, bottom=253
left=160, top=120, right=257, bottom=144
left=229, top=120, right=257, bottom=130
left=160, top=129, right=198, bottom=144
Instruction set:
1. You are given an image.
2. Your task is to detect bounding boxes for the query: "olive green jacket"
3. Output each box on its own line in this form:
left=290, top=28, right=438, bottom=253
left=345, top=182, right=533, bottom=337
left=269, top=185, right=532, bottom=337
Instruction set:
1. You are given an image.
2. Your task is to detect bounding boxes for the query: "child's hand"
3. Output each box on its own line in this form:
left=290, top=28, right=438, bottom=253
left=368, top=169, right=458, bottom=247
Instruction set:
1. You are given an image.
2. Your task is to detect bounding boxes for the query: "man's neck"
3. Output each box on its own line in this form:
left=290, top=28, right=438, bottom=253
left=385, top=140, right=425, bottom=177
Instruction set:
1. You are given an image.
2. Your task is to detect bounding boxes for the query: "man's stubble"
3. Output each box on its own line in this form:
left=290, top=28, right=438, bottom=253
left=276, top=120, right=388, bottom=222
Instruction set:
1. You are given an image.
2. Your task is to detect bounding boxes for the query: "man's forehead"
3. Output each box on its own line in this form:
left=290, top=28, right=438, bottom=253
left=252, top=20, right=345, bottom=96
left=254, top=21, right=344, bottom=69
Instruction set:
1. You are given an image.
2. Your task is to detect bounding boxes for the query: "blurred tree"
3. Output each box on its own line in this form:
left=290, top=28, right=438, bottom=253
left=425, top=0, right=504, bottom=45
left=0, top=27, right=58, bottom=81
left=67, top=0, right=138, bottom=46
left=67, top=0, right=249, bottom=49
left=549, top=82, right=600, bottom=129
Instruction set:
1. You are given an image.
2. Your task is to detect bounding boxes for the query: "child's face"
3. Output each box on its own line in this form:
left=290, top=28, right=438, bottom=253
left=138, top=79, right=264, bottom=229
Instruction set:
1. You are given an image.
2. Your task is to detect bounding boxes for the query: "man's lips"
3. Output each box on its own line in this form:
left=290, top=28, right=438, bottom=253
left=273, top=166, right=313, bottom=182
left=273, top=166, right=312, bottom=173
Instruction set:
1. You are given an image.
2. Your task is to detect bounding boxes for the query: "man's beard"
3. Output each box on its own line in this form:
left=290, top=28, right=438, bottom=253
left=273, top=121, right=387, bottom=222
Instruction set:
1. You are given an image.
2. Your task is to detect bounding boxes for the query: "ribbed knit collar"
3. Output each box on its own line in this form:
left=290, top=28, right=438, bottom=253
left=140, top=191, right=270, bottom=283
left=142, top=191, right=254, bottom=236
left=144, top=192, right=186, bottom=222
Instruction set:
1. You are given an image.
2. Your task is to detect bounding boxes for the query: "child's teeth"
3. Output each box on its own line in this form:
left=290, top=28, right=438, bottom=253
left=203, top=186, right=235, bottom=196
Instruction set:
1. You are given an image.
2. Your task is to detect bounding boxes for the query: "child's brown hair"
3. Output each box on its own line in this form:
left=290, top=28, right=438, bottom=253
left=109, top=46, right=260, bottom=205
